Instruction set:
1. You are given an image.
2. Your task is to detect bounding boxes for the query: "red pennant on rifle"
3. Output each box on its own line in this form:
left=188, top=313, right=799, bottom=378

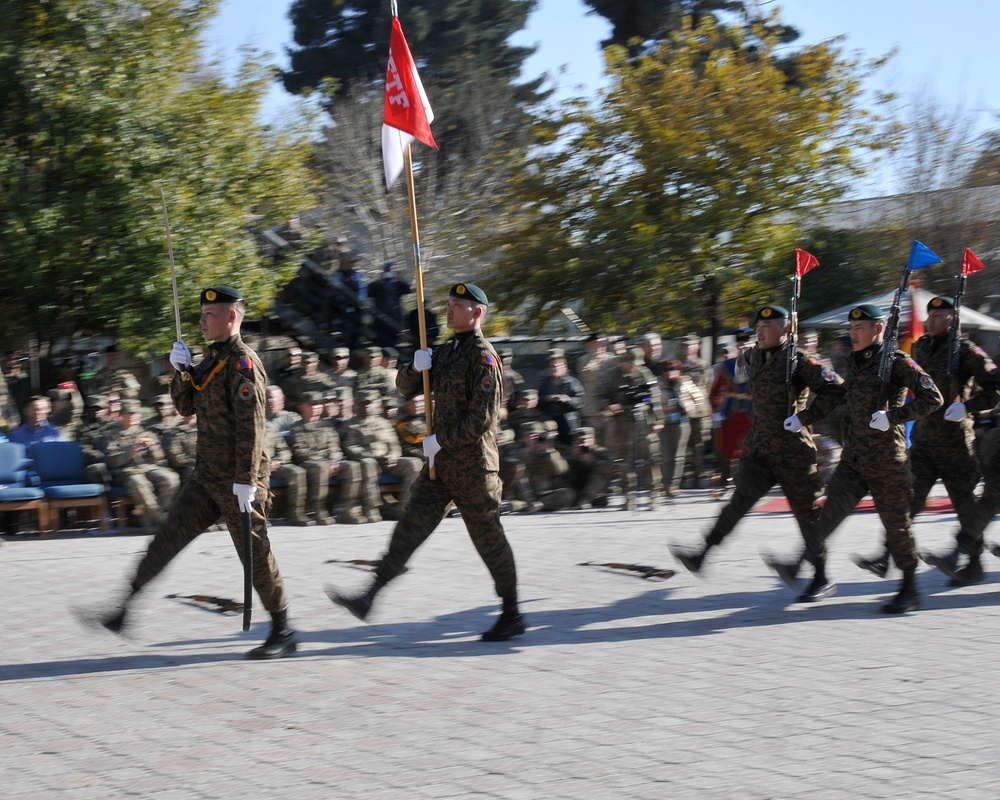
left=962, top=247, right=984, bottom=275
left=795, top=248, right=819, bottom=278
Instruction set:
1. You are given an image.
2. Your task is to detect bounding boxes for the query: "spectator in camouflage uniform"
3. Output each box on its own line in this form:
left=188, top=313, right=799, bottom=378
left=102, top=399, right=180, bottom=531
left=263, top=415, right=308, bottom=526
left=342, top=389, right=422, bottom=518
left=862, top=296, right=1000, bottom=586
left=670, top=305, right=844, bottom=574
left=321, top=346, right=357, bottom=395
left=576, top=334, right=610, bottom=446
left=148, top=395, right=180, bottom=440
left=329, top=282, right=525, bottom=641
left=91, top=345, right=141, bottom=401
left=354, top=346, right=393, bottom=399
left=601, top=349, right=663, bottom=510
left=162, top=414, right=198, bottom=484
left=394, top=395, right=428, bottom=459
left=265, top=384, right=301, bottom=435
left=286, top=391, right=366, bottom=525
left=515, top=421, right=575, bottom=513
left=91, top=286, right=297, bottom=660
left=71, top=394, right=112, bottom=490
left=282, top=351, right=335, bottom=408
left=766, top=304, right=943, bottom=615
left=562, top=426, right=614, bottom=508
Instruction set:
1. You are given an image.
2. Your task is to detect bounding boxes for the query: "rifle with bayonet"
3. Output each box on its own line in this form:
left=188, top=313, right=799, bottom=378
left=946, top=248, right=985, bottom=403
left=878, top=241, right=942, bottom=410
left=787, top=249, right=819, bottom=415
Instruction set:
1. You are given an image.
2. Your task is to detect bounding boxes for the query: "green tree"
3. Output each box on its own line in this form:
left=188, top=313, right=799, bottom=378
left=0, top=0, right=317, bottom=356
left=482, top=11, right=895, bottom=336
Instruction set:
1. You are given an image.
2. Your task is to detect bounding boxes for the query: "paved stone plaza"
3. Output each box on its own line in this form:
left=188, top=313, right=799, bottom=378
left=3, top=486, right=1000, bottom=799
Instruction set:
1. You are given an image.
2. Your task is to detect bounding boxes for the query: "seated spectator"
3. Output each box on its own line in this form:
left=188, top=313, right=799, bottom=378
left=71, top=394, right=113, bottom=490
left=102, top=399, right=180, bottom=532
left=162, top=414, right=198, bottom=484
left=10, top=395, right=64, bottom=461
left=538, top=353, right=585, bottom=446
left=265, top=385, right=301, bottom=435
left=562, top=427, right=614, bottom=509
left=394, top=395, right=427, bottom=459
left=286, top=391, right=365, bottom=525
left=341, top=389, right=422, bottom=520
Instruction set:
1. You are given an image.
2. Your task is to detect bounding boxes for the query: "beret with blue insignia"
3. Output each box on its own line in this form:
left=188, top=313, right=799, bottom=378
left=450, top=282, right=489, bottom=305
left=927, top=296, right=955, bottom=311
left=755, top=305, right=789, bottom=323
left=848, top=303, right=886, bottom=322
left=200, top=286, right=243, bottom=305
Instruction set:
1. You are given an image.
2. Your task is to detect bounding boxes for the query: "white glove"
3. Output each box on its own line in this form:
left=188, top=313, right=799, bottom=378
left=783, top=415, right=803, bottom=433
left=869, top=410, right=890, bottom=432
left=943, top=402, right=967, bottom=422
left=413, top=348, right=433, bottom=372
left=170, top=341, right=191, bottom=371
left=422, top=433, right=441, bottom=469
left=233, top=483, right=257, bottom=513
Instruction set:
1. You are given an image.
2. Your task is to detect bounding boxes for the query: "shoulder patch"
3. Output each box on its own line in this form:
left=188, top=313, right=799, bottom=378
left=480, top=374, right=496, bottom=394
left=919, top=373, right=935, bottom=390
left=482, top=353, right=496, bottom=367
left=237, top=358, right=253, bottom=371
left=972, top=344, right=989, bottom=359
left=821, top=367, right=837, bottom=383
left=235, top=377, right=255, bottom=403
left=807, top=356, right=822, bottom=366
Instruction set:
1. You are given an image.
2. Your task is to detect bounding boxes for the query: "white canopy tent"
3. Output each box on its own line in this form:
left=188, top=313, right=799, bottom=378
left=801, top=287, right=1000, bottom=332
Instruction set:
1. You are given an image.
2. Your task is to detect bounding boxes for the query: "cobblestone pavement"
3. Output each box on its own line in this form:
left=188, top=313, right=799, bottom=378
left=2, top=485, right=999, bottom=799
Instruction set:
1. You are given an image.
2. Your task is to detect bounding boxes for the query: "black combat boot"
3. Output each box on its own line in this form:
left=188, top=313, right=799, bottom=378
left=79, top=583, right=141, bottom=635
left=246, top=607, right=297, bottom=660
left=949, top=553, right=985, bottom=587
left=326, top=577, right=387, bottom=622
left=881, top=568, right=920, bottom=614
left=481, top=597, right=526, bottom=642
left=797, top=561, right=836, bottom=603
left=669, top=542, right=709, bottom=575
left=851, top=549, right=890, bottom=578
left=922, top=547, right=962, bottom=580
left=762, top=551, right=803, bottom=590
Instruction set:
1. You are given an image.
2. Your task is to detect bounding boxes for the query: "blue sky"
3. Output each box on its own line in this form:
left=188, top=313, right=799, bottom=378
left=205, top=0, right=1000, bottom=194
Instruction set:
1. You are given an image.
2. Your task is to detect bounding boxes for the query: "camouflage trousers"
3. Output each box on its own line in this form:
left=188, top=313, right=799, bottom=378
left=353, top=456, right=422, bottom=512
left=607, top=416, right=661, bottom=498
left=129, top=477, right=288, bottom=614
left=374, top=462, right=518, bottom=600
left=804, top=454, right=918, bottom=572
left=116, top=465, right=180, bottom=531
left=272, top=463, right=306, bottom=519
left=303, top=459, right=362, bottom=514
left=909, top=438, right=982, bottom=554
left=706, top=448, right=823, bottom=549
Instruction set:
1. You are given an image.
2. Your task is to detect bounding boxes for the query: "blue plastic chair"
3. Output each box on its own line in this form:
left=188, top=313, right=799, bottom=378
left=0, top=442, right=50, bottom=533
left=31, top=441, right=109, bottom=536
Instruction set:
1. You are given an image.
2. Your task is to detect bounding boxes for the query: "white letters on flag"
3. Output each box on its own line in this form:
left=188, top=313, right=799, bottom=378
left=382, top=17, right=438, bottom=190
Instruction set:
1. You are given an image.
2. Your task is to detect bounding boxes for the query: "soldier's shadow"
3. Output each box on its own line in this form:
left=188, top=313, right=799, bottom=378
left=294, top=566, right=999, bottom=658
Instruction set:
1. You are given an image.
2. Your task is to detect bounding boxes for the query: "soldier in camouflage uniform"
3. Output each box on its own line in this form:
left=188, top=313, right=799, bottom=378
left=321, top=346, right=357, bottom=395
left=601, top=348, right=663, bottom=510
left=71, top=395, right=112, bottom=490
left=515, top=421, right=575, bottom=512
left=282, top=351, right=335, bottom=408
left=147, top=395, right=180, bottom=440
left=92, top=346, right=141, bottom=401
left=162, top=414, right=197, bottom=484
left=341, top=389, right=421, bottom=520
left=670, top=306, right=844, bottom=574
left=766, top=304, right=943, bottom=614
left=92, top=286, right=297, bottom=660
left=329, top=282, right=525, bottom=641
left=354, top=346, right=393, bottom=399
left=394, top=395, right=428, bottom=459
left=102, top=399, right=180, bottom=532
left=562, top=426, right=614, bottom=508
left=860, top=295, right=1000, bottom=585
left=286, top=391, right=366, bottom=525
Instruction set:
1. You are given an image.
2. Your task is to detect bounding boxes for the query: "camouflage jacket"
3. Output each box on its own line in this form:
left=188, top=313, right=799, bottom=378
left=286, top=419, right=344, bottom=465
left=911, top=334, right=1000, bottom=443
left=841, top=342, right=943, bottom=461
left=170, top=334, right=269, bottom=487
left=342, top=415, right=401, bottom=461
left=101, top=424, right=164, bottom=475
left=162, top=422, right=197, bottom=473
left=396, top=329, right=502, bottom=473
left=740, top=343, right=844, bottom=456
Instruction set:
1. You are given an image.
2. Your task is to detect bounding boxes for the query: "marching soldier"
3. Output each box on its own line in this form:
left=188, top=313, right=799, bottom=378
left=670, top=306, right=844, bottom=573
left=328, top=282, right=525, bottom=641
left=765, top=304, right=943, bottom=614
left=861, top=295, right=1000, bottom=585
left=90, top=286, right=298, bottom=660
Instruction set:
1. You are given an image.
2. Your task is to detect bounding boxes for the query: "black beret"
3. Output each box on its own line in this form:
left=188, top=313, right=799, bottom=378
left=735, top=327, right=753, bottom=343
left=927, top=296, right=956, bottom=311
left=848, top=303, right=886, bottom=321
left=200, top=286, right=243, bottom=304
left=755, top=305, right=789, bottom=323
left=449, top=282, right=489, bottom=305
left=299, top=391, right=324, bottom=404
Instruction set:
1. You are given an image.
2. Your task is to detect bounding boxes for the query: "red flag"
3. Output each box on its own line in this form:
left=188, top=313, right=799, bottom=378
left=900, top=284, right=924, bottom=355
left=795, top=248, right=819, bottom=278
left=962, top=247, right=985, bottom=275
left=382, top=17, right=437, bottom=189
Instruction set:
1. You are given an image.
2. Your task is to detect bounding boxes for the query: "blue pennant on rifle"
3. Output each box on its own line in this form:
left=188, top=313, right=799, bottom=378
left=906, top=240, right=943, bottom=271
